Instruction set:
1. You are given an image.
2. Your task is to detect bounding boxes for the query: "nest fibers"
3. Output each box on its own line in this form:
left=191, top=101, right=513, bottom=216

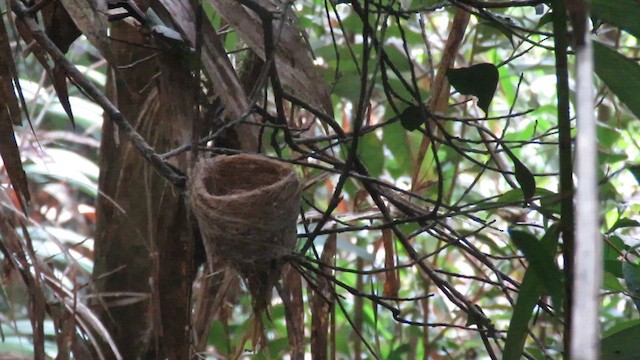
left=190, top=154, right=301, bottom=313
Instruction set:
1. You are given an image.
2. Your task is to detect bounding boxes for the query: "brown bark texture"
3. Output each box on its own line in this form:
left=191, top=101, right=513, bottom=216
left=93, top=19, right=195, bottom=359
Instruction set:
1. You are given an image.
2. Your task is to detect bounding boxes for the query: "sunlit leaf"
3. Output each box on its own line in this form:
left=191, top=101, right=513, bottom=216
left=447, top=63, right=499, bottom=115
left=603, top=272, right=625, bottom=292
left=608, top=218, right=640, bottom=234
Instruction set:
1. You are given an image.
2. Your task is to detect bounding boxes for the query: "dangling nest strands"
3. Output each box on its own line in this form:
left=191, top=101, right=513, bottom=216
left=189, top=154, right=301, bottom=314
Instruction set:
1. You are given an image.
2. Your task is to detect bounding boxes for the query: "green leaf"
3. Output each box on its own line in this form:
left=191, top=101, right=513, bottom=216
left=604, top=259, right=623, bottom=278
left=508, top=229, right=563, bottom=313
left=502, top=146, right=536, bottom=202
left=607, top=217, right=640, bottom=234
left=601, top=323, right=640, bottom=359
left=604, top=236, right=625, bottom=261
left=479, top=16, right=516, bottom=48
left=592, top=0, right=640, bottom=39
left=622, top=262, right=640, bottom=313
left=594, top=41, right=640, bottom=120
left=603, top=272, right=625, bottom=292
left=447, top=63, right=499, bottom=115
left=496, top=188, right=527, bottom=204
left=399, top=104, right=426, bottom=131
left=537, top=188, right=561, bottom=216
left=604, top=319, right=640, bottom=338
left=387, top=344, right=412, bottom=360
left=357, top=131, right=384, bottom=178
left=503, top=225, right=559, bottom=360
left=383, top=121, right=411, bottom=176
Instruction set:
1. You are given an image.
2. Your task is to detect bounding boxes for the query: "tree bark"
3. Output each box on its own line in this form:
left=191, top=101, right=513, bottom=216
left=93, top=17, right=195, bottom=359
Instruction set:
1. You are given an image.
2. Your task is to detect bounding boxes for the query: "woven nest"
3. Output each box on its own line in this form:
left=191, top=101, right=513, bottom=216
left=189, top=154, right=301, bottom=313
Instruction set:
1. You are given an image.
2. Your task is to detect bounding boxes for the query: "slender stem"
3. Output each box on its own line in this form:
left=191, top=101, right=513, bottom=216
left=551, top=0, right=575, bottom=357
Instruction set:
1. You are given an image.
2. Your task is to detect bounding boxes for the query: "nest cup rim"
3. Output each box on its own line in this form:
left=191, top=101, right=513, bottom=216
left=194, top=154, right=298, bottom=201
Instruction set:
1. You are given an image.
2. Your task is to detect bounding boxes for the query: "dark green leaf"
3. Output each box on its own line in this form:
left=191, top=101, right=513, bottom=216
left=465, top=304, right=486, bottom=327
left=602, top=323, right=640, bottom=359
left=594, top=41, right=640, bottom=120
left=622, top=262, right=640, bottom=313
left=387, top=344, right=412, bottom=360
left=537, top=12, right=554, bottom=29
left=509, top=229, right=563, bottom=312
left=626, top=164, right=640, bottom=185
left=592, top=0, right=640, bottom=39
left=604, top=259, right=623, bottom=278
left=447, top=63, right=499, bottom=115
left=503, top=146, right=536, bottom=202
left=503, top=225, right=559, bottom=360
left=399, top=104, right=426, bottom=131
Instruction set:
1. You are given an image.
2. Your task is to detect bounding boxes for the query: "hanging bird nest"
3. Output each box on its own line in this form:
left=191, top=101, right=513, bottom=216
left=189, top=154, right=301, bottom=314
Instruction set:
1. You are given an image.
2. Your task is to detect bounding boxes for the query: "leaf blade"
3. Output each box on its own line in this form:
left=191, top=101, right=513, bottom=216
left=447, top=63, right=499, bottom=115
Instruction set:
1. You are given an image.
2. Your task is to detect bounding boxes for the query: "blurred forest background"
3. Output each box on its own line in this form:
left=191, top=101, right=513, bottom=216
left=1, top=0, right=640, bottom=359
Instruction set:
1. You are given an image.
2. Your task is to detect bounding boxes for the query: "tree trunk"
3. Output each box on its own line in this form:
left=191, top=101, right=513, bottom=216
left=93, top=17, right=195, bottom=359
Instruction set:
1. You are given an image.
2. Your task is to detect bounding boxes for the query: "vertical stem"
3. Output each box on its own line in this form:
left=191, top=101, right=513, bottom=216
left=551, top=1, right=575, bottom=357
left=570, top=1, right=601, bottom=359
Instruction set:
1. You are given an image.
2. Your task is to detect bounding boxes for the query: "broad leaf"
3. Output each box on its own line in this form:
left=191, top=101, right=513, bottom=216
left=503, top=225, right=559, bottom=360
left=509, top=230, right=563, bottom=313
left=608, top=218, right=640, bottom=234
left=399, top=104, right=425, bottom=131
left=447, top=63, right=499, bottom=115
left=622, top=262, right=640, bottom=313
left=592, top=0, right=640, bottom=39
left=602, top=323, right=640, bottom=359
left=594, top=41, right=640, bottom=120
